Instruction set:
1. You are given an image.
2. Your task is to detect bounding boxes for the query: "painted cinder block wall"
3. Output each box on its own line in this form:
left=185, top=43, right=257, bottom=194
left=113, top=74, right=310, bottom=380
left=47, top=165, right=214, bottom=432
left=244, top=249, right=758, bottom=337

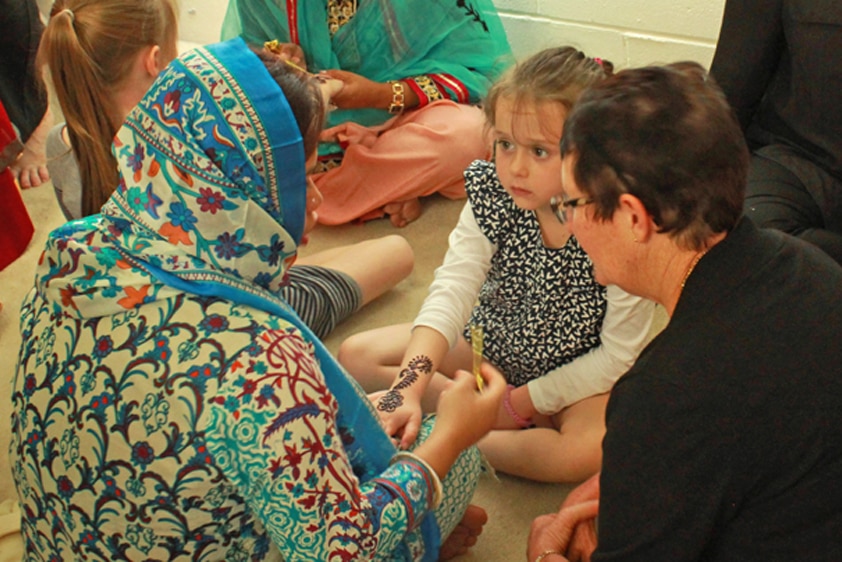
left=178, top=0, right=727, bottom=70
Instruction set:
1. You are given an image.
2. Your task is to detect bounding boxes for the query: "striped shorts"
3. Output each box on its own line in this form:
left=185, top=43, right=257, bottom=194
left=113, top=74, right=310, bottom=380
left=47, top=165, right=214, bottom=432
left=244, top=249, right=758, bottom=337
left=280, top=265, right=363, bottom=339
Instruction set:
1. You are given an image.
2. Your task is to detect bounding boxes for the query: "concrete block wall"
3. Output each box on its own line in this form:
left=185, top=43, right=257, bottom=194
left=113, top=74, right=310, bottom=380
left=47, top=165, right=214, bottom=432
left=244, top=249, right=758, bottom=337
left=178, top=0, right=727, bottom=70
left=496, top=0, right=726, bottom=69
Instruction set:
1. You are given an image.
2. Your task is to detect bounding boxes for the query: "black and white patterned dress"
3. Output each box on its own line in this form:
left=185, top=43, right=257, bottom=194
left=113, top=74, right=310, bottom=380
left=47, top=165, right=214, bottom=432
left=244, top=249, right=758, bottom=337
left=463, top=160, right=607, bottom=387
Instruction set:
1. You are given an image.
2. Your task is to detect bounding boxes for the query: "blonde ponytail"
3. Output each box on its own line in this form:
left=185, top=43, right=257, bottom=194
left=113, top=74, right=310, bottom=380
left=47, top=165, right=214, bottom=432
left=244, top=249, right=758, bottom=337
left=38, top=0, right=178, bottom=216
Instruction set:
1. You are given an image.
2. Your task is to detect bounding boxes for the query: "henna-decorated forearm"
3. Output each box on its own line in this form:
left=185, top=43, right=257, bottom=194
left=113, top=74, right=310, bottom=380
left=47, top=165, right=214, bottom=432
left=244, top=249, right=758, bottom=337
left=377, top=355, right=434, bottom=413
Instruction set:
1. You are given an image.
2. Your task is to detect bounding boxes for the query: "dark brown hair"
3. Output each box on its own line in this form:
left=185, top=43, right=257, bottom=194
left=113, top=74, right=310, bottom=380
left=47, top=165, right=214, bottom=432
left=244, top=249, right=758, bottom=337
left=252, top=48, right=326, bottom=160
left=560, top=62, right=749, bottom=250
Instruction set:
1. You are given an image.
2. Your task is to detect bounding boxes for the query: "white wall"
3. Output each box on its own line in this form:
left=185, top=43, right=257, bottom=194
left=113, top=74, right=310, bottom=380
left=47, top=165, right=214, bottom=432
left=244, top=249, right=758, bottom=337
left=178, top=0, right=726, bottom=69
left=496, top=0, right=726, bottom=68
left=178, top=0, right=230, bottom=47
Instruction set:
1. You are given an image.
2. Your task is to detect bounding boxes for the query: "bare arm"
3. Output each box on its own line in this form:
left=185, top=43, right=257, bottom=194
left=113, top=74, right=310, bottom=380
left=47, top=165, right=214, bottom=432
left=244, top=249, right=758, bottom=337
left=375, top=325, right=452, bottom=448
left=375, top=204, right=494, bottom=447
left=322, top=69, right=420, bottom=111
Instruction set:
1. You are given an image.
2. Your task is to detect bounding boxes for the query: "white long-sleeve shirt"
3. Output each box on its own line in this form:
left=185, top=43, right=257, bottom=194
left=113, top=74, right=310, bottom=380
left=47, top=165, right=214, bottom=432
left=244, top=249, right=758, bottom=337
left=414, top=202, right=655, bottom=415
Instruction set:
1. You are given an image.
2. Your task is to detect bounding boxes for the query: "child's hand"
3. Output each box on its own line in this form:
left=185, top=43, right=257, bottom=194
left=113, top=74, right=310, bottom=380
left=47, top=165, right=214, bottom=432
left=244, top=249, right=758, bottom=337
left=373, top=390, right=424, bottom=450
left=317, top=77, right=344, bottom=110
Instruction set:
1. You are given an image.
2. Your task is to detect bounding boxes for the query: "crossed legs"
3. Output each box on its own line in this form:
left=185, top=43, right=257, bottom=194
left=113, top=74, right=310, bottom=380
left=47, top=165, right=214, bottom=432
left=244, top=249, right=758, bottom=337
left=341, top=323, right=609, bottom=483
left=477, top=393, right=609, bottom=483
left=297, top=234, right=415, bottom=308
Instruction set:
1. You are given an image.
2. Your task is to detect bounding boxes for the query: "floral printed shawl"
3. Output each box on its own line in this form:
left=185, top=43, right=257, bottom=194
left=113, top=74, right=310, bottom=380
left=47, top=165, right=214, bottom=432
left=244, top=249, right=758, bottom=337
left=13, top=38, right=442, bottom=560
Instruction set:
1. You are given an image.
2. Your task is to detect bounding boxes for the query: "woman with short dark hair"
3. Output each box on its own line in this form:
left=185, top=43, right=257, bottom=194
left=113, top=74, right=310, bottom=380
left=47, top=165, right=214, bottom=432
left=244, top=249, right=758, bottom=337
left=527, top=62, right=842, bottom=562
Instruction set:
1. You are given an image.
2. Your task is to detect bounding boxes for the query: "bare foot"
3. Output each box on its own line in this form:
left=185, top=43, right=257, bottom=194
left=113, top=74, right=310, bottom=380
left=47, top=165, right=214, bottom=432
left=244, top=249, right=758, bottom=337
left=11, top=146, right=49, bottom=189
left=438, top=504, right=488, bottom=561
left=383, top=198, right=422, bottom=228
left=11, top=106, right=52, bottom=189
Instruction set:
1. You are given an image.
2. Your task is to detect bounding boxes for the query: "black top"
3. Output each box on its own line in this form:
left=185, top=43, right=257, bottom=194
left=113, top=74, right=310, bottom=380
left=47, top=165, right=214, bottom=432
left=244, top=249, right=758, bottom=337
left=710, top=0, right=842, bottom=181
left=0, top=0, right=47, bottom=142
left=463, top=159, right=606, bottom=386
left=595, top=219, right=842, bottom=561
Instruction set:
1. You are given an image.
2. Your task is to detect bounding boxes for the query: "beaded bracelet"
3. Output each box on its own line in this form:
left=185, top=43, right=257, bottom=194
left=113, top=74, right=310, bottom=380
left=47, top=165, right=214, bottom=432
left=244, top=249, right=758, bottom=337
left=504, top=384, right=534, bottom=429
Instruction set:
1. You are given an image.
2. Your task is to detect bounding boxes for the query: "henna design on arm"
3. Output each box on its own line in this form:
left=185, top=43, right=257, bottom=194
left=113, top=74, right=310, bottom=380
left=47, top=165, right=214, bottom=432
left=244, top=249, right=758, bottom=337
left=376, top=355, right=434, bottom=413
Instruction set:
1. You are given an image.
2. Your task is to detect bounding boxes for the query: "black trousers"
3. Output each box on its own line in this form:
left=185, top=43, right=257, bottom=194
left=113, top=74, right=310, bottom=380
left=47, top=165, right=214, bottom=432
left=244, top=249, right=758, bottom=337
left=743, top=144, right=842, bottom=266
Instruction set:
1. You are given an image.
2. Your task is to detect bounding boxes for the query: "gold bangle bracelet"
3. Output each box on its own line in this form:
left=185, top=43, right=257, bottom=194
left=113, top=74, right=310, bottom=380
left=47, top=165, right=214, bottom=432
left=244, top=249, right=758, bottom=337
left=534, top=550, right=564, bottom=562
left=388, top=80, right=405, bottom=114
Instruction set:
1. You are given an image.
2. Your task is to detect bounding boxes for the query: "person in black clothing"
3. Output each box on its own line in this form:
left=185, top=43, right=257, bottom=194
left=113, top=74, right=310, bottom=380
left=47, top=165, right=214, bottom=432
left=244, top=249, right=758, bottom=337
left=526, top=62, right=842, bottom=562
left=0, top=0, right=51, bottom=188
left=710, top=0, right=842, bottom=265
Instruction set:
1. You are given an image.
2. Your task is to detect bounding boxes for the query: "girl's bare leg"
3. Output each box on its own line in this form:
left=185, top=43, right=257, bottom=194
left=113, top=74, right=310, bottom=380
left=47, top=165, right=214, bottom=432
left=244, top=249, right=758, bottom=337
left=297, top=234, right=414, bottom=307
left=338, top=323, right=414, bottom=392
left=478, top=393, right=610, bottom=483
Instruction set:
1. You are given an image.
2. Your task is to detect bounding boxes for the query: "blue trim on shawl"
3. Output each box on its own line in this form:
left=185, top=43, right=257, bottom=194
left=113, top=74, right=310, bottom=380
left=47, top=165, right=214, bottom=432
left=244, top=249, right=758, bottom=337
left=142, top=260, right=442, bottom=560
left=207, top=38, right=307, bottom=245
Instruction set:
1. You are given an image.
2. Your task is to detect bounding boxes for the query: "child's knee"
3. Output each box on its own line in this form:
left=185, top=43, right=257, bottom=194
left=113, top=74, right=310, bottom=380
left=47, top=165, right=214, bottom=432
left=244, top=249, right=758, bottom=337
left=382, top=234, right=414, bottom=274
left=338, top=330, right=385, bottom=380
left=337, top=333, right=367, bottom=374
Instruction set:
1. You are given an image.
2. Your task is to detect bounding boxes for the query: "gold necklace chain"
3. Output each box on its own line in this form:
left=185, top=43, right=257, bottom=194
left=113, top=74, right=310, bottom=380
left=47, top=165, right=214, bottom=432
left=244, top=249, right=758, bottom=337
left=328, top=0, right=358, bottom=35
left=680, top=249, right=708, bottom=289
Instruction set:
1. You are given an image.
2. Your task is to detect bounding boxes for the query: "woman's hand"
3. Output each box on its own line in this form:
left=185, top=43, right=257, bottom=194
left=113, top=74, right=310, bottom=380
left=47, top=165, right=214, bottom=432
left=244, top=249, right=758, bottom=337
left=265, top=41, right=307, bottom=68
left=527, top=500, right=599, bottom=562
left=321, top=69, right=391, bottom=110
left=434, top=364, right=506, bottom=449
left=558, top=473, right=601, bottom=560
left=411, top=364, right=505, bottom=478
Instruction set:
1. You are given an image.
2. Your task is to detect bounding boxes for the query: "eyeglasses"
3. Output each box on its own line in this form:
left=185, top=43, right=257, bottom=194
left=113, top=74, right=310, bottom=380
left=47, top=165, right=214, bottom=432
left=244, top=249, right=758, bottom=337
left=550, top=195, right=594, bottom=224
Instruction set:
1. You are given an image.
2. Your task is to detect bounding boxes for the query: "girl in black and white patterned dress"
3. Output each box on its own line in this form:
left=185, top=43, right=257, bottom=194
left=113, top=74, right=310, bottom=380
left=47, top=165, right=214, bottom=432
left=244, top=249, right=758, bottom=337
left=340, top=47, right=655, bottom=483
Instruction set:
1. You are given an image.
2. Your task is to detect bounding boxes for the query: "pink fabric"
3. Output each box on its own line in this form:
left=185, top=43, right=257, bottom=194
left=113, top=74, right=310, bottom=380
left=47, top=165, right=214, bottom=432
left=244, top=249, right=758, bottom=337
left=313, top=100, right=489, bottom=225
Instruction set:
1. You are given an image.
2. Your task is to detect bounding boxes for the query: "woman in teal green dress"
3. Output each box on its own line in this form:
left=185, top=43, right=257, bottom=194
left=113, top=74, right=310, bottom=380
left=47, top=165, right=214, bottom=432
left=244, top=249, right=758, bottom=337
left=222, top=0, right=513, bottom=226
left=11, top=38, right=505, bottom=561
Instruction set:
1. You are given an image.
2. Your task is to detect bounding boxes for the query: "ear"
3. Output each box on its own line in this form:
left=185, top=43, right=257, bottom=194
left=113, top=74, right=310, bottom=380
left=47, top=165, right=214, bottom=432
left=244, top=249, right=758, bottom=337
left=142, top=45, right=165, bottom=77
left=618, top=193, right=656, bottom=243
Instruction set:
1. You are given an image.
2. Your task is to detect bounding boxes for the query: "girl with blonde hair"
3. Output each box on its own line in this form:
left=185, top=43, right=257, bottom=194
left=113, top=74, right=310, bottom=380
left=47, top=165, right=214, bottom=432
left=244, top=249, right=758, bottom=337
left=341, top=47, right=655, bottom=483
left=40, top=0, right=179, bottom=218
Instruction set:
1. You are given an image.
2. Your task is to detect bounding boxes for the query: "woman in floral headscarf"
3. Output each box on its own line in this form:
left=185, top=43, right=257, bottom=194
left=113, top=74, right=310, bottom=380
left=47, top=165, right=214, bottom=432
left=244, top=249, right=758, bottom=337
left=11, top=38, right=504, bottom=561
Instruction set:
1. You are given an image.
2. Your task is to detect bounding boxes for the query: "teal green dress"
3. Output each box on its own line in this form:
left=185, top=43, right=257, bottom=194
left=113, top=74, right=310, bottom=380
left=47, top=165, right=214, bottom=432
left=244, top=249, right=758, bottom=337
left=222, top=0, right=513, bottom=129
